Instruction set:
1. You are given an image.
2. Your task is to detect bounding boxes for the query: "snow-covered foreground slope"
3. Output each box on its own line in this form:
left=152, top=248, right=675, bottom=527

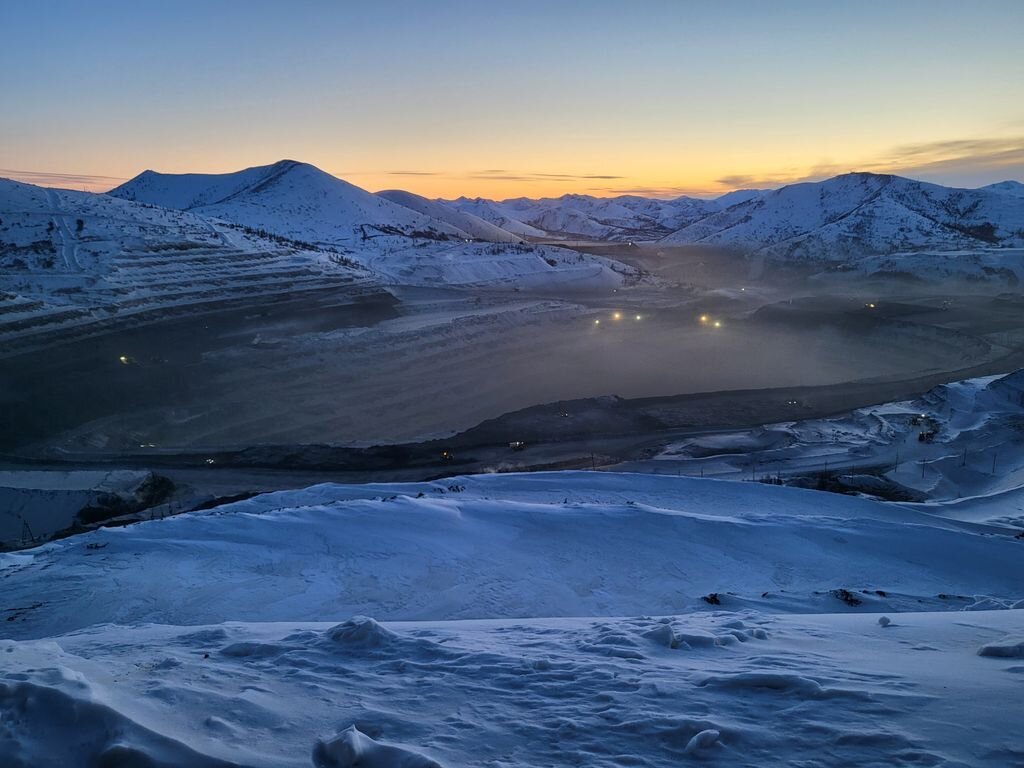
left=1, top=470, right=1022, bottom=766
left=662, top=172, right=1024, bottom=259
left=3, top=472, right=1021, bottom=639
left=4, top=610, right=1023, bottom=767
left=0, top=177, right=373, bottom=352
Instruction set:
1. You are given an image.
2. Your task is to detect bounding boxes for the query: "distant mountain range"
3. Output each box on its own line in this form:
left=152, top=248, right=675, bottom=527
left=3, top=160, right=1023, bottom=350
left=107, top=160, right=1024, bottom=259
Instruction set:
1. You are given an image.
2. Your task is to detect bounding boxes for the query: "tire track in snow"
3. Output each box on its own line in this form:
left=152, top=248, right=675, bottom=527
left=45, top=188, right=81, bottom=271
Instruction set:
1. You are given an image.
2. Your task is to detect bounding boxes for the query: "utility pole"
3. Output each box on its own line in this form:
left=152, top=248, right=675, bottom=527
left=992, top=451, right=998, bottom=475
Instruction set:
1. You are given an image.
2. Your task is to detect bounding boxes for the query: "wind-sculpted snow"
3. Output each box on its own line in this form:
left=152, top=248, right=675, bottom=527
left=1, top=470, right=1023, bottom=765
left=2, top=610, right=1022, bottom=766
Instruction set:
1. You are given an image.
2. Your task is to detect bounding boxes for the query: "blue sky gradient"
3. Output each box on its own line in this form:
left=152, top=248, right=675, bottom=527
left=2, top=1, right=1022, bottom=196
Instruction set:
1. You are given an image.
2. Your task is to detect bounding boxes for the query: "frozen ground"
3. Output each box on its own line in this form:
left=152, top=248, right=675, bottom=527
left=1, top=471, right=1022, bottom=765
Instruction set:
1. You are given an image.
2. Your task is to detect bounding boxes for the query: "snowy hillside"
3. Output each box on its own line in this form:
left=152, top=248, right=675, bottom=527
left=1, top=470, right=1022, bottom=766
left=356, top=239, right=636, bottom=289
left=110, top=160, right=469, bottom=245
left=643, top=370, right=1024, bottom=506
left=662, top=172, right=1024, bottom=259
left=377, top=189, right=522, bottom=243
left=105, top=163, right=636, bottom=290
left=981, top=180, right=1024, bottom=198
left=714, top=188, right=766, bottom=207
left=3, top=471, right=1021, bottom=637
left=0, top=177, right=371, bottom=353
left=835, top=247, right=1024, bottom=285
left=442, top=197, right=547, bottom=238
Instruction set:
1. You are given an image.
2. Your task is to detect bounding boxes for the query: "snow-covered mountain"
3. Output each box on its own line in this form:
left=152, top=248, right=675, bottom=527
left=661, top=172, right=1024, bottom=259
left=376, top=189, right=522, bottom=243
left=0, top=177, right=370, bottom=353
left=448, top=193, right=720, bottom=241
left=714, top=188, right=766, bottom=207
left=110, top=160, right=470, bottom=245
left=443, top=197, right=547, bottom=238
left=0, top=174, right=637, bottom=354
left=981, top=180, right=1024, bottom=198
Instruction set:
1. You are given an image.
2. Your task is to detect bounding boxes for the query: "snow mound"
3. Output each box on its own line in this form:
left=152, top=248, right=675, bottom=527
left=312, top=726, right=441, bottom=768
left=0, top=670, right=232, bottom=768
left=978, top=637, right=1024, bottom=658
left=683, top=728, right=721, bottom=754
left=698, top=671, right=828, bottom=697
left=323, top=616, right=399, bottom=649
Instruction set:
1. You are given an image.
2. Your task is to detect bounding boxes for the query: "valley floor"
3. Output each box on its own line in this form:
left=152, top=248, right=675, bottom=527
left=6, top=281, right=1024, bottom=458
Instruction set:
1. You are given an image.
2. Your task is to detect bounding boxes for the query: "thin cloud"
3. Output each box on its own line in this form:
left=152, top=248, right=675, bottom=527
left=592, top=185, right=714, bottom=199
left=468, top=170, right=624, bottom=182
left=878, top=136, right=1024, bottom=184
left=710, top=137, right=1024, bottom=193
left=0, top=168, right=129, bottom=190
left=387, top=170, right=439, bottom=176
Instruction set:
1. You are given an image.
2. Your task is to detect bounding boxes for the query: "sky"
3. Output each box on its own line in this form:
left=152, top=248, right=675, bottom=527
left=1, top=0, right=1023, bottom=199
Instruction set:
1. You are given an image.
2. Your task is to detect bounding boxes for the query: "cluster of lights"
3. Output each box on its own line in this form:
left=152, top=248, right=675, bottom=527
left=594, top=311, right=643, bottom=326
left=699, top=314, right=722, bottom=328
